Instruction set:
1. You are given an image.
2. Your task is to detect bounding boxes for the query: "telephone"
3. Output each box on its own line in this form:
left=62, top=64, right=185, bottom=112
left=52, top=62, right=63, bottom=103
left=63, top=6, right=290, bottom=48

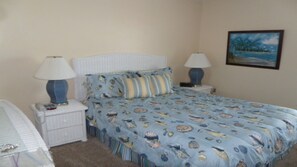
left=35, top=103, right=57, bottom=111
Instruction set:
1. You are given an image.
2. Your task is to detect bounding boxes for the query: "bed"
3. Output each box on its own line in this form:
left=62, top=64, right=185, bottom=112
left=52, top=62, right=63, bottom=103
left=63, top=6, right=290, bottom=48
left=0, top=99, right=54, bottom=167
left=72, top=54, right=297, bottom=167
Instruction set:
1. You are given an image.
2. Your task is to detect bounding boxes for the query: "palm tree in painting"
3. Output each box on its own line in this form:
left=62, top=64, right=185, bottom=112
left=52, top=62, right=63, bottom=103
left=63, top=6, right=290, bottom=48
left=230, top=37, right=269, bottom=54
left=228, top=36, right=270, bottom=63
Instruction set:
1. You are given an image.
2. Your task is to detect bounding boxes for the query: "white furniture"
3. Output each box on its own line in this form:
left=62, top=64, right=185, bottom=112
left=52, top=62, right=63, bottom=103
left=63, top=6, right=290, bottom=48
left=32, top=99, right=88, bottom=148
left=72, top=53, right=167, bottom=101
left=0, top=99, right=54, bottom=167
left=184, top=84, right=215, bottom=94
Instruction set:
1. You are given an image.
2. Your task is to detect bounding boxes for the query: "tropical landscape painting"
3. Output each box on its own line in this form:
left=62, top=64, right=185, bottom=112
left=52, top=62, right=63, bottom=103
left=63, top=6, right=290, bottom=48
left=226, top=30, right=284, bottom=69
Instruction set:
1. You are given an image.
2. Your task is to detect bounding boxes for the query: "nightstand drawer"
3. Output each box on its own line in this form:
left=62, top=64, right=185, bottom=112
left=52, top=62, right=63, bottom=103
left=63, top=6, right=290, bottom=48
left=183, top=85, right=215, bottom=94
left=48, top=125, right=84, bottom=146
left=199, top=89, right=214, bottom=94
left=46, top=111, right=82, bottom=130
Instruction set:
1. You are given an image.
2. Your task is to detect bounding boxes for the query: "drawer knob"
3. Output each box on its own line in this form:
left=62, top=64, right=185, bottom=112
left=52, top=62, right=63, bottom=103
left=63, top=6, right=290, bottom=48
left=63, top=119, right=67, bottom=123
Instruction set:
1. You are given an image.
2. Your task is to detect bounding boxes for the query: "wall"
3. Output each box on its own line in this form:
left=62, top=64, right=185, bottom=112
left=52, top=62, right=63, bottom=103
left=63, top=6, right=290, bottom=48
left=0, top=0, right=202, bottom=121
left=199, top=0, right=297, bottom=109
left=3, top=0, right=295, bottom=122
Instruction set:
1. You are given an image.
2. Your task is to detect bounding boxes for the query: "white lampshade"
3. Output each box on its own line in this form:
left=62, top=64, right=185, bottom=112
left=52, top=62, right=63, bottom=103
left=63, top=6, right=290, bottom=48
left=185, top=53, right=211, bottom=68
left=34, top=56, right=76, bottom=80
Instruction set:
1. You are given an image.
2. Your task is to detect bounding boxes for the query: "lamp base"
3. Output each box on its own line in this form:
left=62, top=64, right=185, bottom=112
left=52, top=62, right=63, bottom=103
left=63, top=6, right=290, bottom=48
left=188, top=68, right=204, bottom=86
left=46, top=80, right=69, bottom=105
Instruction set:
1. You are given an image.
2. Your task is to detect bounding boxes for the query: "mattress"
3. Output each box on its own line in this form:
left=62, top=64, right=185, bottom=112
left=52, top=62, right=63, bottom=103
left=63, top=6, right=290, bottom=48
left=86, top=87, right=297, bottom=167
left=0, top=99, right=54, bottom=167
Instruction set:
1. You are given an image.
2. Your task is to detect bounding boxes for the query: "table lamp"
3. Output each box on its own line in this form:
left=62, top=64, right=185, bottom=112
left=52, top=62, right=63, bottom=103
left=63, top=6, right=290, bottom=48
left=34, top=56, right=76, bottom=105
left=184, top=53, right=211, bottom=86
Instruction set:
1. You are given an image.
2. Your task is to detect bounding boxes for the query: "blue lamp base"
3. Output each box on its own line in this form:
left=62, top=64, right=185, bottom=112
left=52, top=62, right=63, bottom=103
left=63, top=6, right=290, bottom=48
left=46, top=80, right=69, bottom=105
left=188, top=68, right=204, bottom=86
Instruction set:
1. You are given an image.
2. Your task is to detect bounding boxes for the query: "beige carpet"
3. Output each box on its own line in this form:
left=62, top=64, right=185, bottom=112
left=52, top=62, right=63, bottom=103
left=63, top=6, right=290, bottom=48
left=50, top=136, right=137, bottom=167
left=50, top=135, right=297, bottom=167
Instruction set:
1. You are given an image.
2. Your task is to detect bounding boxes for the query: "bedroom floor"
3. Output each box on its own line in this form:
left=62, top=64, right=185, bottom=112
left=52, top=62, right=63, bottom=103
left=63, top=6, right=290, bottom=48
left=50, top=135, right=297, bottom=167
left=50, top=136, right=137, bottom=167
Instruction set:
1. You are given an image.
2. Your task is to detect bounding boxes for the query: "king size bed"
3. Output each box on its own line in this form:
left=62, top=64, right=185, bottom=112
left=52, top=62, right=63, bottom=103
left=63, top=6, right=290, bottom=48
left=72, top=54, right=297, bottom=167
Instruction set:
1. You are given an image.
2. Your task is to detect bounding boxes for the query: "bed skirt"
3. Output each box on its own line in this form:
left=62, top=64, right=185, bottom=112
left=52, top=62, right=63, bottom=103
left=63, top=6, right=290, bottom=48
left=86, top=120, right=156, bottom=167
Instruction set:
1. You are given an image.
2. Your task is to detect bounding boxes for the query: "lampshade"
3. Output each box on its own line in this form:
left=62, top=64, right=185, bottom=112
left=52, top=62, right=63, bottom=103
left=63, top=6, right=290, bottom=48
left=184, top=53, right=211, bottom=68
left=34, top=56, right=76, bottom=80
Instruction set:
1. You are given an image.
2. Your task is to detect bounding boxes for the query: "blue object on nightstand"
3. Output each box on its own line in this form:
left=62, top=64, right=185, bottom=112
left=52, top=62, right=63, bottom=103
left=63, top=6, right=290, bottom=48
left=188, top=68, right=204, bottom=86
left=46, top=80, right=68, bottom=104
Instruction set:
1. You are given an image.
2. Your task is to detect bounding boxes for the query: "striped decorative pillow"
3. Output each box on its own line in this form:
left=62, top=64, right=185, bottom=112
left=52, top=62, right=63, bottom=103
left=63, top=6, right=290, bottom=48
left=149, top=74, right=173, bottom=96
left=121, top=76, right=154, bottom=99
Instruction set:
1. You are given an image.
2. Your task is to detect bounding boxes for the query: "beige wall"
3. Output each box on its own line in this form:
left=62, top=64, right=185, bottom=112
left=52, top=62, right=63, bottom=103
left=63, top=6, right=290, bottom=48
left=2, top=0, right=296, bottom=122
left=0, top=0, right=202, bottom=121
left=199, top=0, right=297, bottom=109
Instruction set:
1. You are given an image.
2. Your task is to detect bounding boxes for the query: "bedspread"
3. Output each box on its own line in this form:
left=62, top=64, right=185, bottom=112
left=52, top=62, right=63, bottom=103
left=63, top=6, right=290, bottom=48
left=86, top=87, right=297, bottom=167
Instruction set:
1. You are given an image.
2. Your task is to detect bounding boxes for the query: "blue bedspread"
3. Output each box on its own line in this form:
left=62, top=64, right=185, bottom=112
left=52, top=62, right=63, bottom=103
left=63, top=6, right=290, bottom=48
left=86, top=87, right=297, bottom=167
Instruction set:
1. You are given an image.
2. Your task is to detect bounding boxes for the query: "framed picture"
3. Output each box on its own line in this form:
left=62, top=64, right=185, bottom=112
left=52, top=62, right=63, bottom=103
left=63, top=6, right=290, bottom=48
left=226, top=30, right=284, bottom=69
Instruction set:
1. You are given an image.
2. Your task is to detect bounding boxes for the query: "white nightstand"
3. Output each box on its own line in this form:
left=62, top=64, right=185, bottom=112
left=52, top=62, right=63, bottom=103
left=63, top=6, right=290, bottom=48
left=31, top=99, right=88, bottom=148
left=184, top=85, right=215, bottom=94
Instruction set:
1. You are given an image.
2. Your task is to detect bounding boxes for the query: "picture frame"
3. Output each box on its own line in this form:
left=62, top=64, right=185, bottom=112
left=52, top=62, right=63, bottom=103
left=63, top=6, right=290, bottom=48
left=226, top=30, right=284, bottom=69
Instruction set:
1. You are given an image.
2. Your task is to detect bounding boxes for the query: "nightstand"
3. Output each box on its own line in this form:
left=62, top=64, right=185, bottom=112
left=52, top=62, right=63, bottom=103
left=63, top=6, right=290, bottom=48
left=31, top=99, right=88, bottom=148
left=184, top=85, right=215, bottom=94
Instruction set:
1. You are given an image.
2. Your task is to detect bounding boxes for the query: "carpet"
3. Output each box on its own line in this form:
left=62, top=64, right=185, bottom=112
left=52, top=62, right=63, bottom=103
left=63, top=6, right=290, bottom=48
left=50, top=136, right=137, bottom=167
left=50, top=135, right=297, bottom=167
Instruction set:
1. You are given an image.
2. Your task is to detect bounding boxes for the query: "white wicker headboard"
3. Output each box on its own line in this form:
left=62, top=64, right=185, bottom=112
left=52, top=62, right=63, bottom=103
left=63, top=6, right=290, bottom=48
left=72, top=53, right=167, bottom=101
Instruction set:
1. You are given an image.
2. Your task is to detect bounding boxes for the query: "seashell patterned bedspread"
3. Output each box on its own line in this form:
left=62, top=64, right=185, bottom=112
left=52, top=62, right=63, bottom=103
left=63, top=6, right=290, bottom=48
left=86, top=87, right=297, bottom=167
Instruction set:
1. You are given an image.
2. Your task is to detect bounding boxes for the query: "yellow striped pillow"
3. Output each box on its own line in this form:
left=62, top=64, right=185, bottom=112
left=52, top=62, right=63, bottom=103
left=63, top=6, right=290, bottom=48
left=150, top=74, right=173, bottom=96
left=121, top=76, right=154, bottom=99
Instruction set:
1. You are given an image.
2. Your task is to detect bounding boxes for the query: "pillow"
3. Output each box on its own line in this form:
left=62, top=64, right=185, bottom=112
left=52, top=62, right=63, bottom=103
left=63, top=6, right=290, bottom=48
left=84, top=72, right=132, bottom=99
left=121, top=76, right=154, bottom=99
left=149, top=74, right=173, bottom=96
left=135, top=67, right=172, bottom=77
